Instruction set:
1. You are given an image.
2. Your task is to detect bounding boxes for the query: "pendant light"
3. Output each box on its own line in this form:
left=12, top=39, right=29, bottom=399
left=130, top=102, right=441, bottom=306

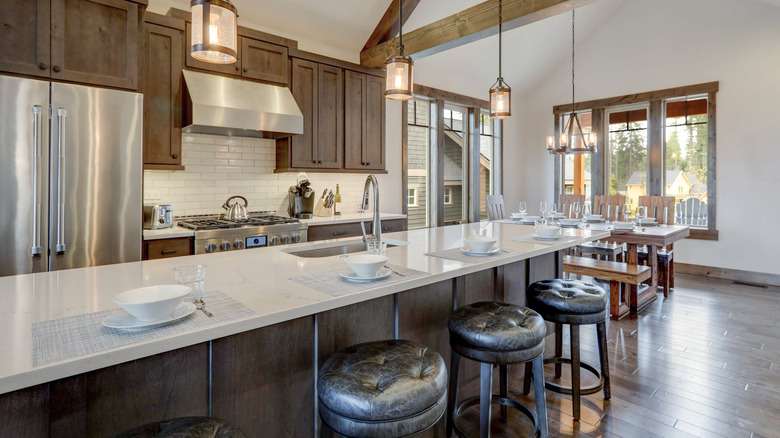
left=191, top=0, right=238, bottom=64
left=385, top=0, right=414, bottom=100
left=547, top=10, right=596, bottom=155
left=489, top=0, right=511, bottom=119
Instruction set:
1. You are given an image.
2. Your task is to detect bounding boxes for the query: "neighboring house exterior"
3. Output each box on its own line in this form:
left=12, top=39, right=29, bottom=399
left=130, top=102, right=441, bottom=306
left=563, top=158, right=592, bottom=201
left=625, top=170, right=701, bottom=206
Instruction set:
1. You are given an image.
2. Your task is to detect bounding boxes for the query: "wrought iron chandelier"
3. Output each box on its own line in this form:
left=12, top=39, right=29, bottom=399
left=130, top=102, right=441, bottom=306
left=547, top=9, right=596, bottom=155
left=385, top=0, right=414, bottom=100
left=489, top=0, right=511, bottom=119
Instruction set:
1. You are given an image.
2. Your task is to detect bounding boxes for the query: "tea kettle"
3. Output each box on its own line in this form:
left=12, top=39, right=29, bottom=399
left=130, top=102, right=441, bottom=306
left=222, top=195, right=248, bottom=220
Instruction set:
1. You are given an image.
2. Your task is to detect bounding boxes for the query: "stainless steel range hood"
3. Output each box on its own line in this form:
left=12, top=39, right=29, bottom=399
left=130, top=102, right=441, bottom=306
left=182, top=69, right=303, bottom=139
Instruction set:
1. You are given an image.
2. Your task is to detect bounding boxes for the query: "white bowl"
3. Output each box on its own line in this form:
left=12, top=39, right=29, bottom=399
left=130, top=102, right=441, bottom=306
left=510, top=212, right=525, bottom=219
left=612, top=221, right=635, bottom=230
left=534, top=225, right=562, bottom=238
left=559, top=218, right=580, bottom=226
left=113, top=285, right=192, bottom=322
left=464, top=236, right=497, bottom=253
left=343, top=254, right=388, bottom=278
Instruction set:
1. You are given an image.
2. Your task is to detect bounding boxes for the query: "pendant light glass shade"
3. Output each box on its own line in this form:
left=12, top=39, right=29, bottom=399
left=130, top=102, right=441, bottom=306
left=191, top=0, right=238, bottom=64
left=489, top=0, right=511, bottom=119
left=385, top=0, right=413, bottom=101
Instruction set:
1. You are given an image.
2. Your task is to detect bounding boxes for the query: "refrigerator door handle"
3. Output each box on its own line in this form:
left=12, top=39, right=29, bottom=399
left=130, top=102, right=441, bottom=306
left=31, top=105, right=43, bottom=256
left=55, top=107, right=67, bottom=254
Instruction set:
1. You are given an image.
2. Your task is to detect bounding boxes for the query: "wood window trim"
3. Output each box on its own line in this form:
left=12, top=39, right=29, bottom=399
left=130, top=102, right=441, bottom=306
left=553, top=82, right=719, bottom=241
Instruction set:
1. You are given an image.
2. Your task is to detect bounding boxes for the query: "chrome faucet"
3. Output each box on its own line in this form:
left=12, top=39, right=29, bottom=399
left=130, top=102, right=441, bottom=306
left=360, top=175, right=381, bottom=244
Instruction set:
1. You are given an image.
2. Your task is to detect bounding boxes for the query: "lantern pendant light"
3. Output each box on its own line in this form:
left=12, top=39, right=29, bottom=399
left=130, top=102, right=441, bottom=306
left=547, top=10, right=596, bottom=155
left=385, top=0, right=414, bottom=100
left=190, top=0, right=238, bottom=64
left=489, top=0, right=511, bottom=119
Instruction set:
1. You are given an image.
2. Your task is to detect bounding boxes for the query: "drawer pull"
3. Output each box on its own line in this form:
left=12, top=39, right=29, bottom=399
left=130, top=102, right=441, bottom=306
left=332, top=231, right=348, bottom=236
left=160, top=249, right=178, bottom=255
left=382, top=227, right=394, bottom=232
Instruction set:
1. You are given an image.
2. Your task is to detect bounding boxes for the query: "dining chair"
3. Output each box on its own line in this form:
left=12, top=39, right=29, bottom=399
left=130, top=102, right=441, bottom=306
left=486, top=195, right=506, bottom=220
left=638, top=196, right=676, bottom=297
left=558, top=194, right=585, bottom=218
left=593, top=195, right=626, bottom=221
left=576, top=194, right=626, bottom=263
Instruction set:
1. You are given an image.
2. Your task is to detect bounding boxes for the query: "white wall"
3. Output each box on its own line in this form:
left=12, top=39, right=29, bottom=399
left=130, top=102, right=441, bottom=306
left=510, top=0, right=780, bottom=275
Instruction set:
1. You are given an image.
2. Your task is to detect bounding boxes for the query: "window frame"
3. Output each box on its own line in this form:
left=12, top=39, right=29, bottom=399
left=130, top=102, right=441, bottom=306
left=552, top=82, right=719, bottom=240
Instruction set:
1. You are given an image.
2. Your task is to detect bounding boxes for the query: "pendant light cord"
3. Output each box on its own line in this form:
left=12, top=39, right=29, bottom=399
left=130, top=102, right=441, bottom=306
left=499, top=0, right=503, bottom=78
left=399, top=0, right=404, bottom=49
left=571, top=9, right=575, bottom=115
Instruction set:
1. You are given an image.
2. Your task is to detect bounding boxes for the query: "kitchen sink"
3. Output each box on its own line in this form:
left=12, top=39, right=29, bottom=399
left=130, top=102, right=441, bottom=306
left=284, top=239, right=408, bottom=258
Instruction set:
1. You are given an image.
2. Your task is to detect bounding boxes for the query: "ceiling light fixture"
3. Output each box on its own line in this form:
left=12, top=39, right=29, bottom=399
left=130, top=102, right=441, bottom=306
left=191, top=0, right=238, bottom=64
left=385, top=0, right=413, bottom=100
left=547, top=9, right=596, bottom=155
left=489, top=0, right=511, bottom=119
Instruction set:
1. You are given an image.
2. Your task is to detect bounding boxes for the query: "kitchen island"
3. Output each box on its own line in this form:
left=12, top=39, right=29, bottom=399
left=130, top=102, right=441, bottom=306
left=0, top=222, right=609, bottom=437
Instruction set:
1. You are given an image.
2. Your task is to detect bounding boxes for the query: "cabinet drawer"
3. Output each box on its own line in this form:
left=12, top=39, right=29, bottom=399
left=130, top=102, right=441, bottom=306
left=377, top=219, right=405, bottom=234
left=307, top=219, right=406, bottom=242
left=144, top=237, right=193, bottom=260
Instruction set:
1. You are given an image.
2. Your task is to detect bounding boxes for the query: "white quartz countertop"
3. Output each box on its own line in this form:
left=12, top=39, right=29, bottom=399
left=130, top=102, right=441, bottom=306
left=143, top=227, right=195, bottom=240
left=0, top=222, right=609, bottom=394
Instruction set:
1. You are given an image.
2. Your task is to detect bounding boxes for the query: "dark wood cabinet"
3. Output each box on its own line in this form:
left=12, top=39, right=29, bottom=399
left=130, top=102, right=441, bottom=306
left=143, top=237, right=193, bottom=260
left=277, top=58, right=343, bottom=171
left=240, top=37, right=288, bottom=85
left=51, top=0, right=139, bottom=89
left=0, top=0, right=139, bottom=89
left=0, top=0, right=51, bottom=78
left=142, top=19, right=184, bottom=170
left=345, top=70, right=385, bottom=171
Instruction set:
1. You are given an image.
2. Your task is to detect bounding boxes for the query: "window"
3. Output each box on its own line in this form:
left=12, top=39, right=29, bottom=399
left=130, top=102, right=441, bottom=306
left=443, top=187, right=453, bottom=205
left=407, top=187, right=418, bottom=207
left=405, top=98, right=431, bottom=229
left=443, top=107, right=466, bottom=224
left=560, top=111, right=594, bottom=203
left=608, top=107, right=648, bottom=208
left=479, top=111, right=494, bottom=219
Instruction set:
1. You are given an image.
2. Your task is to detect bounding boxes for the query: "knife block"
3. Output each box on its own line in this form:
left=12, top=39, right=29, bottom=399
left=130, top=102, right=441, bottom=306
left=313, top=199, right=333, bottom=217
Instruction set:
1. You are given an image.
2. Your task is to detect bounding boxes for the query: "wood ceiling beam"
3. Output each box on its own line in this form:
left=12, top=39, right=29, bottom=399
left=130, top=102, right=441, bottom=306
left=363, top=0, right=422, bottom=52
left=360, top=0, right=600, bottom=68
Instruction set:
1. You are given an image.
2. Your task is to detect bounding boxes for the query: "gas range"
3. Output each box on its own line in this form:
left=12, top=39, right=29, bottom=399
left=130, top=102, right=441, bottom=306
left=177, top=212, right=308, bottom=254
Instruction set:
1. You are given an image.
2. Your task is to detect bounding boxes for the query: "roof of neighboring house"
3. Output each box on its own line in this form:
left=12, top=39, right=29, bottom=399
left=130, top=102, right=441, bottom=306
left=564, top=159, right=592, bottom=181
left=626, top=170, right=698, bottom=186
left=689, top=183, right=707, bottom=196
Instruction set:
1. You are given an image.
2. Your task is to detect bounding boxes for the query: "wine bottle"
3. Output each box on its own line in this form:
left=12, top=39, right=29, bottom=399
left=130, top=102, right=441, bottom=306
left=334, top=184, right=342, bottom=215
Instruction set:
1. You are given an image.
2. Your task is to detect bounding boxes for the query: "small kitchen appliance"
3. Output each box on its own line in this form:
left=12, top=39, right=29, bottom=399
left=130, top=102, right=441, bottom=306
left=143, top=204, right=174, bottom=230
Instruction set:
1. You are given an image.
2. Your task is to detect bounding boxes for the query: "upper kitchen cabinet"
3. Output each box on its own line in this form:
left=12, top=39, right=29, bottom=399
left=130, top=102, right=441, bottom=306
left=0, top=0, right=141, bottom=89
left=0, top=0, right=51, bottom=78
left=344, top=70, right=385, bottom=171
left=141, top=15, right=184, bottom=170
left=276, top=58, right=342, bottom=171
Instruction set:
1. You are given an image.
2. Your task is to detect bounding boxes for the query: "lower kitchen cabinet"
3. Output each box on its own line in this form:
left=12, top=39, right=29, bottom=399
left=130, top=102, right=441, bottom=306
left=143, top=237, right=193, bottom=260
left=307, top=219, right=405, bottom=242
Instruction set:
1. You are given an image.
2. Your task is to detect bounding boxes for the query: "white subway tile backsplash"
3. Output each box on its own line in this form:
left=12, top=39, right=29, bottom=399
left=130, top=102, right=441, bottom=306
left=144, top=134, right=374, bottom=216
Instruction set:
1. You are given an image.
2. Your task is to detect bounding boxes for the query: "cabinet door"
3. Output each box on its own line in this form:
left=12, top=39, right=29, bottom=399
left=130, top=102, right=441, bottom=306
left=364, top=74, right=386, bottom=170
left=0, top=0, right=50, bottom=78
left=290, top=58, right=318, bottom=168
left=316, top=64, right=343, bottom=169
left=240, top=37, right=288, bottom=85
left=184, top=22, right=242, bottom=76
left=143, top=237, right=193, bottom=260
left=142, top=23, right=183, bottom=169
left=344, top=70, right=366, bottom=170
left=50, top=0, right=139, bottom=89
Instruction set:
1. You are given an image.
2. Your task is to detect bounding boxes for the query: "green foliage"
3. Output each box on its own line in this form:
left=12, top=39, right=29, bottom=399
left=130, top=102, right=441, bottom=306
left=609, top=122, right=647, bottom=192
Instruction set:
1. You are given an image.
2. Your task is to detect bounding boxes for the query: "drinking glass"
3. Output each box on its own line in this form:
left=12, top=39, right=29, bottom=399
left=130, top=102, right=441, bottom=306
left=539, top=201, right=548, bottom=218
left=518, top=202, right=527, bottom=216
left=367, top=240, right=387, bottom=256
left=623, top=203, right=631, bottom=222
left=572, top=202, right=581, bottom=219
left=582, top=203, right=592, bottom=222
left=174, top=264, right=206, bottom=302
left=636, top=206, right=647, bottom=224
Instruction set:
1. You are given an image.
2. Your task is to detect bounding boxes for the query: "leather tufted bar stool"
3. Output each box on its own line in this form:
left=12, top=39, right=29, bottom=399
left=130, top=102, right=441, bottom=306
left=447, top=302, right=548, bottom=438
left=112, top=417, right=246, bottom=438
left=317, top=340, right=448, bottom=438
left=522, top=279, right=611, bottom=421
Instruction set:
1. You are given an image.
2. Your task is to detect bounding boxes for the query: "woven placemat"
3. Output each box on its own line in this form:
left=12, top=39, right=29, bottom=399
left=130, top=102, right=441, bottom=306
left=31, top=290, right=255, bottom=367
left=289, top=265, right=428, bottom=297
left=424, top=248, right=517, bottom=264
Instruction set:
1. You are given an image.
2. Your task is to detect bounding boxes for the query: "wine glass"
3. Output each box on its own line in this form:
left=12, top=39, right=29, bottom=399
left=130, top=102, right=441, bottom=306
left=539, top=201, right=548, bottom=219
left=623, top=203, right=631, bottom=222
left=582, top=203, right=592, bottom=224
left=636, top=206, right=647, bottom=224
left=519, top=202, right=527, bottom=216
left=572, top=202, right=581, bottom=219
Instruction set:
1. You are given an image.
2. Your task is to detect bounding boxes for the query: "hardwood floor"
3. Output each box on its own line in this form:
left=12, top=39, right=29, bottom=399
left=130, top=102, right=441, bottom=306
left=452, top=274, right=780, bottom=438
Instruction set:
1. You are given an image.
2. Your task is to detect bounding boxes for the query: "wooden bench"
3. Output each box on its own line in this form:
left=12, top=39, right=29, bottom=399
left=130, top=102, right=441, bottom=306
left=563, top=255, right=652, bottom=320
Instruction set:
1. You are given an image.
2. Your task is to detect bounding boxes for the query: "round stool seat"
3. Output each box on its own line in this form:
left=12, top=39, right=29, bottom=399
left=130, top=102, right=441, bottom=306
left=448, top=302, right=546, bottom=364
left=318, top=340, right=447, bottom=437
left=527, top=279, right=608, bottom=324
left=113, top=417, right=246, bottom=438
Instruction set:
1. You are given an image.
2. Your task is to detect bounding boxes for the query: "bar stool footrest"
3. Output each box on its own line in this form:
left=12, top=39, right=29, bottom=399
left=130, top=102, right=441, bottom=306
left=451, top=394, right=541, bottom=438
left=543, top=356, right=605, bottom=396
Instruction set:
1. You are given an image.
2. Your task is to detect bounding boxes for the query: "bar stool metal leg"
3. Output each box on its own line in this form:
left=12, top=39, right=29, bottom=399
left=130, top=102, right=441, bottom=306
left=446, top=352, right=461, bottom=438
left=597, top=322, right=611, bottom=400
left=499, top=365, right=508, bottom=422
left=554, top=323, right=563, bottom=378
left=522, top=362, right=532, bottom=395
left=479, top=362, right=493, bottom=438
left=570, top=324, right=581, bottom=421
left=320, top=422, right=335, bottom=438
left=531, top=356, right=549, bottom=438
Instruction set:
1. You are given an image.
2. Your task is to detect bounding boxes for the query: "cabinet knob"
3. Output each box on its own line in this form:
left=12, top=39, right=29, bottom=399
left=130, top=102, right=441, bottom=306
left=366, top=162, right=370, bottom=166
left=312, top=160, right=316, bottom=164
left=235, top=65, right=240, bottom=71
left=361, top=162, right=365, bottom=165
left=172, top=153, right=179, bottom=159
left=243, top=68, right=248, bottom=72
left=318, top=160, right=322, bottom=164
left=38, top=62, right=48, bottom=70
left=52, top=65, right=62, bottom=72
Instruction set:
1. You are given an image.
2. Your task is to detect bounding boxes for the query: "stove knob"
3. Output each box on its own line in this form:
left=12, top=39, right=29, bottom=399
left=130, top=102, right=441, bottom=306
left=220, top=241, right=231, bottom=251
left=234, top=240, right=244, bottom=249
left=270, top=237, right=280, bottom=246
left=205, top=243, right=217, bottom=253
left=282, top=235, right=291, bottom=244
left=293, top=234, right=301, bottom=243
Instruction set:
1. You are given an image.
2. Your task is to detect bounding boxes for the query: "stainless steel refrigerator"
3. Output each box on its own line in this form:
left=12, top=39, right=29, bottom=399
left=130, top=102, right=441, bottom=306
left=0, top=75, right=142, bottom=277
